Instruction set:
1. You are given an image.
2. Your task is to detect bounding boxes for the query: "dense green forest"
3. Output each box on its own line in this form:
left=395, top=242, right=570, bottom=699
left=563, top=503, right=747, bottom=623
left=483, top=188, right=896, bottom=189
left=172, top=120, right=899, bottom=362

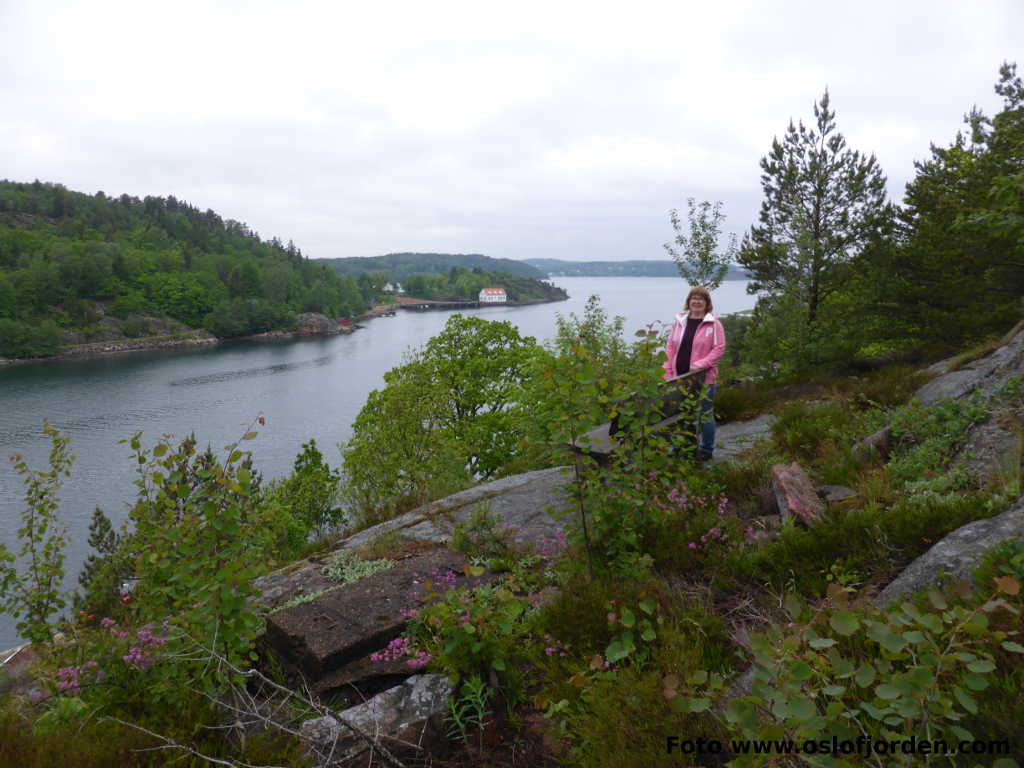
left=0, top=182, right=375, bottom=358
left=713, top=63, right=1024, bottom=373
left=322, top=251, right=545, bottom=281
left=400, top=267, right=568, bottom=302
left=524, top=258, right=750, bottom=279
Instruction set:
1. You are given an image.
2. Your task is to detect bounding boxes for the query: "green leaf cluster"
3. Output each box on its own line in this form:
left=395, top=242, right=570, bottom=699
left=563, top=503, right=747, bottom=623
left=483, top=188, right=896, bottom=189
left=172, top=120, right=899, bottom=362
left=342, top=314, right=538, bottom=523
left=0, top=422, right=73, bottom=644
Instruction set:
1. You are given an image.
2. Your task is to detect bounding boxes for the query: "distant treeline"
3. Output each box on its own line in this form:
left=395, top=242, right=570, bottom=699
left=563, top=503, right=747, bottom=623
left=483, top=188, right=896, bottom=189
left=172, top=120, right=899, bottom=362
left=0, top=181, right=378, bottom=358
left=322, top=252, right=545, bottom=281
left=402, top=267, right=567, bottom=302
left=523, top=258, right=750, bottom=279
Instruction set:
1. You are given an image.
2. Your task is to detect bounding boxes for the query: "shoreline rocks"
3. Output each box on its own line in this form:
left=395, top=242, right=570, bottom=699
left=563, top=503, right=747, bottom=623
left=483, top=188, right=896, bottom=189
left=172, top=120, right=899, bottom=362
left=0, top=313, right=358, bottom=365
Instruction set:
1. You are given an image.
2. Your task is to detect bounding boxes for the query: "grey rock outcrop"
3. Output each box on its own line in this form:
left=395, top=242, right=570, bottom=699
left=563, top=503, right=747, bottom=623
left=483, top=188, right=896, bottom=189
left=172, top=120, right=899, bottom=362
left=712, top=414, right=777, bottom=463
left=875, top=495, right=1024, bottom=608
left=914, top=368, right=990, bottom=406
left=953, top=419, right=1023, bottom=490
left=339, top=465, right=575, bottom=552
left=853, top=425, right=894, bottom=462
left=914, top=323, right=1024, bottom=405
left=300, top=673, right=453, bottom=766
left=818, top=484, right=857, bottom=504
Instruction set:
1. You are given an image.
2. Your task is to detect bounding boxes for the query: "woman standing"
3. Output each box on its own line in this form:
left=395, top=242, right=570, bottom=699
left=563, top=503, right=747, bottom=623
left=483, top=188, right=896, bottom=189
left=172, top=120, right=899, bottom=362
left=662, top=287, right=726, bottom=461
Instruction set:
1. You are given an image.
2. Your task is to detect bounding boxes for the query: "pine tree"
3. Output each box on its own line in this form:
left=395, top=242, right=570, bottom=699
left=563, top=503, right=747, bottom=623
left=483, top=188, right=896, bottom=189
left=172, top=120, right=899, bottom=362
left=739, top=90, right=889, bottom=328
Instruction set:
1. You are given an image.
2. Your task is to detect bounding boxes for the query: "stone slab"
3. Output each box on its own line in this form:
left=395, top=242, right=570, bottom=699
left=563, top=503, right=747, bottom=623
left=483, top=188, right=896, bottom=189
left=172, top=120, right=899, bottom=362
left=264, top=547, right=473, bottom=680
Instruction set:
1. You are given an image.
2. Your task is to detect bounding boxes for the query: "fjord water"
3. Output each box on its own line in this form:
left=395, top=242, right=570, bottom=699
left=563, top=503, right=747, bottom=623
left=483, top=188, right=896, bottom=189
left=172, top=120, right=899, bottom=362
left=0, top=277, right=754, bottom=648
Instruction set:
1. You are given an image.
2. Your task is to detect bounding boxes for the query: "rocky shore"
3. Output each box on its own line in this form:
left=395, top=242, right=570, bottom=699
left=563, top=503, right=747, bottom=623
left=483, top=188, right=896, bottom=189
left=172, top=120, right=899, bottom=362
left=0, top=313, right=359, bottom=365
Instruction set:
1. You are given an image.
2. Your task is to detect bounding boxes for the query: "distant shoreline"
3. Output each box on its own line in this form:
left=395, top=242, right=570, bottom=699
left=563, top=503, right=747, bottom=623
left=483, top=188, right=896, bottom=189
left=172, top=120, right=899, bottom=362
left=0, top=295, right=572, bottom=366
left=0, top=322, right=359, bottom=366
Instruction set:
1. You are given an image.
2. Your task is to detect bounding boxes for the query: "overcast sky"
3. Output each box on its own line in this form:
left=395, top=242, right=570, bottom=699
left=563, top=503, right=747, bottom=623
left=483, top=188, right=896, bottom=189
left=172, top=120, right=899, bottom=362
left=2, top=1, right=1021, bottom=262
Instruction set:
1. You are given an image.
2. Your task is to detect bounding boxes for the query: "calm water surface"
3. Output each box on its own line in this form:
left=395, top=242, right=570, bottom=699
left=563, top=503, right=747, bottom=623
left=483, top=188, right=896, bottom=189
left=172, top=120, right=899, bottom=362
left=0, top=277, right=753, bottom=647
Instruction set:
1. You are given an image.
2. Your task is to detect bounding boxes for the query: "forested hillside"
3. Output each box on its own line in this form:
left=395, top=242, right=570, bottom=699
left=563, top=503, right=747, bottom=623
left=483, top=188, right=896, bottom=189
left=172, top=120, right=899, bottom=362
left=401, top=267, right=568, bottom=302
left=322, top=252, right=545, bottom=280
left=725, top=62, right=1024, bottom=373
left=525, top=258, right=750, bottom=279
left=0, top=182, right=372, bottom=358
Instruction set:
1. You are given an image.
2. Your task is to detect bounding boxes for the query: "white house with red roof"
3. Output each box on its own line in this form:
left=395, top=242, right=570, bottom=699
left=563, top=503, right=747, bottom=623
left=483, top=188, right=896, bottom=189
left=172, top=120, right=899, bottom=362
left=478, top=287, right=507, bottom=303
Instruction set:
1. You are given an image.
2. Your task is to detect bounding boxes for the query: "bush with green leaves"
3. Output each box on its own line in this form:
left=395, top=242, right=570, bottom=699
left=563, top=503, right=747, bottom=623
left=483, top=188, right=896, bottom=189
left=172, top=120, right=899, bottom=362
left=888, top=391, right=991, bottom=490
left=447, top=674, right=493, bottom=759
left=125, top=426, right=289, bottom=679
left=408, top=579, right=536, bottom=684
left=0, top=422, right=72, bottom=644
left=512, top=295, right=639, bottom=465
left=341, top=357, right=471, bottom=526
left=450, top=503, right=518, bottom=564
left=343, top=313, right=538, bottom=520
left=266, top=438, right=343, bottom=542
left=671, top=582, right=1024, bottom=768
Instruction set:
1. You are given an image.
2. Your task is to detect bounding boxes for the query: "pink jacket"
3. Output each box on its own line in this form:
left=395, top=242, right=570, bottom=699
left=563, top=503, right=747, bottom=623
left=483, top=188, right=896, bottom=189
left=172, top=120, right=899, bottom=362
left=662, top=312, right=726, bottom=384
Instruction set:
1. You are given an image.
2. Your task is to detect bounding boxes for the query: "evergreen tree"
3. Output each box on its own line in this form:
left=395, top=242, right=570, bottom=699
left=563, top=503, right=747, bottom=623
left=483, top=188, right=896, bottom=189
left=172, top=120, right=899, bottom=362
left=883, top=62, right=1024, bottom=352
left=739, top=90, right=889, bottom=331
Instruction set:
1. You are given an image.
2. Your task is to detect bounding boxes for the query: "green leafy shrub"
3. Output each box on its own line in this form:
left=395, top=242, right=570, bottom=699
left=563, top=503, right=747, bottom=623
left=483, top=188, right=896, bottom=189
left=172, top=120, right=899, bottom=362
left=0, top=318, right=61, bottom=357
left=408, top=580, right=535, bottom=683
left=678, top=583, right=1024, bottom=768
left=266, top=438, right=344, bottom=544
left=125, top=426, right=289, bottom=680
left=120, top=316, right=151, bottom=338
left=451, top=503, right=518, bottom=564
left=888, top=392, right=990, bottom=487
left=0, top=422, right=73, bottom=644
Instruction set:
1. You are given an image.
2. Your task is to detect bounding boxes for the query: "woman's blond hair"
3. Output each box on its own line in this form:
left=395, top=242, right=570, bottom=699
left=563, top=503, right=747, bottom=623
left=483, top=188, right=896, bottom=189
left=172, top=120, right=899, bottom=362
left=685, top=286, right=713, bottom=313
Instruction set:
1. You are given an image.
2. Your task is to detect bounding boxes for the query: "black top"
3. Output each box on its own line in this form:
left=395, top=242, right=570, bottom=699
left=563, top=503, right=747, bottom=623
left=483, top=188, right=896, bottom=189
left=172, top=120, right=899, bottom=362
left=675, top=317, right=703, bottom=374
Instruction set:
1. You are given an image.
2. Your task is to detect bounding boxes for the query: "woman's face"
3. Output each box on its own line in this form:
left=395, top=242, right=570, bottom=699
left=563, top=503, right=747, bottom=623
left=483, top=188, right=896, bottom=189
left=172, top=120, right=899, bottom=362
left=688, top=295, right=708, bottom=313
